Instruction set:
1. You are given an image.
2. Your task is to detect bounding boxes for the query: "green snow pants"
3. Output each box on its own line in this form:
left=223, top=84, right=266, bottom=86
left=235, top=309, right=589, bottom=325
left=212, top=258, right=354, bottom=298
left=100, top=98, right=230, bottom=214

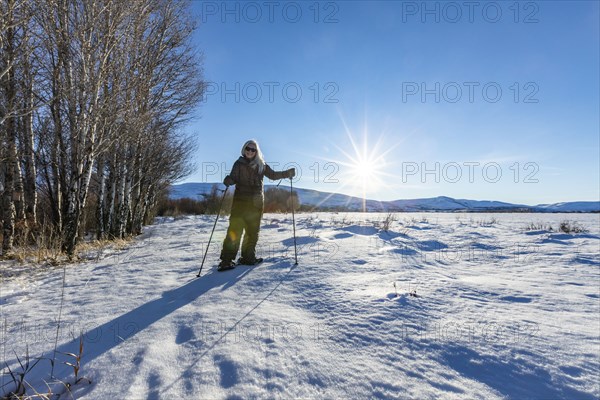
left=220, top=199, right=262, bottom=262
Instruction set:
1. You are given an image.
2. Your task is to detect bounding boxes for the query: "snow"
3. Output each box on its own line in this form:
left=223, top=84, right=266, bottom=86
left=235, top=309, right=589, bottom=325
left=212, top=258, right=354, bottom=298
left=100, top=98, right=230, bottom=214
left=536, top=202, right=600, bottom=213
left=1, top=212, right=599, bottom=399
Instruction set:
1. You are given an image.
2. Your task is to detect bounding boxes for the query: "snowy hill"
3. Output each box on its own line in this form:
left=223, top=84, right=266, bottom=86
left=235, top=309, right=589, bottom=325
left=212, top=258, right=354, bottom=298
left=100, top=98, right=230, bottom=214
left=169, top=182, right=600, bottom=212
left=1, top=213, right=599, bottom=398
left=536, top=201, right=600, bottom=213
left=386, top=196, right=530, bottom=212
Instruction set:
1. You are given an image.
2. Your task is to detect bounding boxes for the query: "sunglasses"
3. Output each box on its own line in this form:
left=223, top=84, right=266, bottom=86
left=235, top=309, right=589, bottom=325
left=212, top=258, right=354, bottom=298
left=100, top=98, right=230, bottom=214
left=245, top=146, right=257, bottom=153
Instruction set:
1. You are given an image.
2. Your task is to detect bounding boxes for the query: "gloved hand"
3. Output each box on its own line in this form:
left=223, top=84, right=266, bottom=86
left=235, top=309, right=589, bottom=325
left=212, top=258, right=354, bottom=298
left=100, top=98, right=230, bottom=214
left=223, top=175, right=235, bottom=187
left=286, top=168, right=296, bottom=179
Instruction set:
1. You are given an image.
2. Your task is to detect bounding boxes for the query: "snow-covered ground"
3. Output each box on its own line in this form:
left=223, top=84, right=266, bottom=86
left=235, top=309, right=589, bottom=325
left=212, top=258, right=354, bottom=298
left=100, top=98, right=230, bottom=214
left=1, top=213, right=599, bottom=399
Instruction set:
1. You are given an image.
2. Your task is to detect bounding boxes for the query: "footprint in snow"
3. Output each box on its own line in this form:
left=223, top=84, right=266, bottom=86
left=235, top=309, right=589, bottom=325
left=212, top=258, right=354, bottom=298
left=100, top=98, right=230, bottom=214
left=500, top=295, right=533, bottom=303
left=147, top=373, right=162, bottom=400
left=417, top=240, right=448, bottom=251
left=176, top=326, right=195, bottom=344
left=262, top=223, right=279, bottom=229
left=383, top=293, right=412, bottom=305
left=214, top=355, right=239, bottom=389
left=333, top=232, right=353, bottom=239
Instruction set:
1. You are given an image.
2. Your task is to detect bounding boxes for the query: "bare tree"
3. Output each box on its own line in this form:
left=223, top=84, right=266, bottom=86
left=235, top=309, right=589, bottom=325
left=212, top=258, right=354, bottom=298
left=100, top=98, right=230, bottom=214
left=98, top=0, right=203, bottom=239
left=19, top=7, right=39, bottom=225
left=1, top=0, right=30, bottom=254
left=35, top=0, right=137, bottom=255
left=2, top=0, right=203, bottom=258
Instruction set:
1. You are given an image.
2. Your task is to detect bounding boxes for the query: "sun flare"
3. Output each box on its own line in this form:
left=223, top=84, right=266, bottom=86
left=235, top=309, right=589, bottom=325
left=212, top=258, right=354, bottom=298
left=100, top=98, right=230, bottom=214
left=299, top=114, right=406, bottom=211
left=352, top=159, right=377, bottom=179
left=348, top=152, right=384, bottom=187
left=329, top=123, right=401, bottom=208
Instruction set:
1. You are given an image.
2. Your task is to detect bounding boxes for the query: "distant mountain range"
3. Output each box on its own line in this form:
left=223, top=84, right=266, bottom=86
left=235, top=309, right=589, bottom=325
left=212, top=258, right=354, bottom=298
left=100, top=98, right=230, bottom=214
left=170, top=183, right=600, bottom=213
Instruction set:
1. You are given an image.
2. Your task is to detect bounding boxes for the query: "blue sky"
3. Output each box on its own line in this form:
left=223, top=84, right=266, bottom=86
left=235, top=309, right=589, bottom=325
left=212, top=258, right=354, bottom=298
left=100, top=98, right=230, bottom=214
left=182, top=1, right=599, bottom=205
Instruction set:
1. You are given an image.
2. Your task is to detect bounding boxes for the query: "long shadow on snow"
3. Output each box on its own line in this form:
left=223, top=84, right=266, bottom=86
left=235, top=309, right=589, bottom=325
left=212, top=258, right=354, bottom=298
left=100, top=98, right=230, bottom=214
left=439, top=345, right=596, bottom=399
left=160, top=259, right=298, bottom=396
left=573, top=255, right=600, bottom=266
left=281, top=236, right=319, bottom=246
left=31, top=266, right=253, bottom=388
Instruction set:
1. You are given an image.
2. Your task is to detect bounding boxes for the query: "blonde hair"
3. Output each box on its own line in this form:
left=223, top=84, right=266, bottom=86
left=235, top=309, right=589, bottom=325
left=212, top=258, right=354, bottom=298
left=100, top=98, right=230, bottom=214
left=241, top=139, right=265, bottom=174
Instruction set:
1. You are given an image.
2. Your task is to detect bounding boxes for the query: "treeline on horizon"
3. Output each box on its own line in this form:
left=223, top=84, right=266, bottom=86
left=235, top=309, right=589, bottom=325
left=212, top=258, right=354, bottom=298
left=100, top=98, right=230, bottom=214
left=159, top=187, right=304, bottom=216
left=160, top=187, right=600, bottom=215
left=0, top=0, right=204, bottom=259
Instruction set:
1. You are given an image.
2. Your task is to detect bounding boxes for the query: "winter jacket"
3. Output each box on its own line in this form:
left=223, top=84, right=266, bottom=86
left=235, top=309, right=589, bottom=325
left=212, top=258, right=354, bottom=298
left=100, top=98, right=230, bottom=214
left=224, top=156, right=289, bottom=209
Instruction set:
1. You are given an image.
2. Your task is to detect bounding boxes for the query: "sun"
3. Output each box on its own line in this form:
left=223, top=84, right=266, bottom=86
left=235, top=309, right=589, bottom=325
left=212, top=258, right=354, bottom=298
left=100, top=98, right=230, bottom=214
left=347, top=150, right=384, bottom=188
left=353, top=159, right=377, bottom=179
left=331, top=125, right=399, bottom=208
left=297, top=113, right=405, bottom=211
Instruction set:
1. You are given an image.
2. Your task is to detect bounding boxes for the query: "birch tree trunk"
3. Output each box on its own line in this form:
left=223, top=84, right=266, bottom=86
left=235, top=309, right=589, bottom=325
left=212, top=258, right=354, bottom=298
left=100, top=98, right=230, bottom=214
left=3, top=0, right=205, bottom=256
left=1, top=0, right=17, bottom=254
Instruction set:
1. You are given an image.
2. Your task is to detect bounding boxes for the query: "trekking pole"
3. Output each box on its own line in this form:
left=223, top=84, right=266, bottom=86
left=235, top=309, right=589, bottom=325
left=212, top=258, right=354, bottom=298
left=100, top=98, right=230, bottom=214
left=197, top=187, right=229, bottom=277
left=290, top=178, right=298, bottom=265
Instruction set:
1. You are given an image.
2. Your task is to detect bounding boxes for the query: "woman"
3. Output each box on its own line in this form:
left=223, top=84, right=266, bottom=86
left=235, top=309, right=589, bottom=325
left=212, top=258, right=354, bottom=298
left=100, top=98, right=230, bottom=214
left=218, top=139, right=295, bottom=271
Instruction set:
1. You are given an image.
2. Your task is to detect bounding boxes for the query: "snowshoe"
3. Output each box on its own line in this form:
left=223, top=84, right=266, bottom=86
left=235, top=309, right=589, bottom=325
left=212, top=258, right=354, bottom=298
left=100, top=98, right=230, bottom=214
left=237, top=257, right=264, bottom=266
left=217, top=260, right=236, bottom=271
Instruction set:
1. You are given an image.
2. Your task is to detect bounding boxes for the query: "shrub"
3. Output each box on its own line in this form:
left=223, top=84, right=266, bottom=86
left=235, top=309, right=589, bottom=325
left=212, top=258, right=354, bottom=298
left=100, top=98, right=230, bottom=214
left=379, top=213, right=397, bottom=231
left=524, top=222, right=554, bottom=232
left=559, top=220, right=588, bottom=234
